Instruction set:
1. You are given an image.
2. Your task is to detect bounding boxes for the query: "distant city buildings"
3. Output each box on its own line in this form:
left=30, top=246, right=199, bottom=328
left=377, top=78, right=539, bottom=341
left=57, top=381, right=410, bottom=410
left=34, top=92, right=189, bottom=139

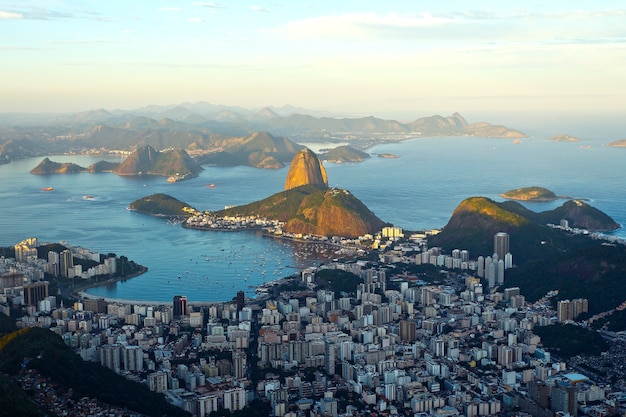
left=3, top=235, right=623, bottom=417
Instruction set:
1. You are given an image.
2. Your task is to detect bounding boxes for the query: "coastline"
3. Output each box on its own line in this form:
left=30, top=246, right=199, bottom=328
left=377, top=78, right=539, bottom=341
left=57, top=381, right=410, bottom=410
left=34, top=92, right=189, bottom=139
left=75, top=266, right=148, bottom=300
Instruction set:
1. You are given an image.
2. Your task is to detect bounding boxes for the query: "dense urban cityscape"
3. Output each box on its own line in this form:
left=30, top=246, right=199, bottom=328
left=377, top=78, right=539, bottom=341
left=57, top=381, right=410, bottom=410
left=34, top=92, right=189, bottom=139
left=2, top=223, right=626, bottom=417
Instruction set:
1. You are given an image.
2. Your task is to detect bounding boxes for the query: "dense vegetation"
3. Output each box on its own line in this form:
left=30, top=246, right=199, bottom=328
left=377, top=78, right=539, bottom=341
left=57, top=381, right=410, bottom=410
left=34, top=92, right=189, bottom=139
left=506, top=244, right=626, bottom=314
left=533, top=323, right=609, bottom=358
left=218, top=184, right=386, bottom=237
left=0, top=328, right=190, bottom=417
left=0, top=374, right=44, bottom=417
left=430, top=196, right=616, bottom=264
left=218, top=184, right=323, bottom=221
left=500, top=186, right=558, bottom=201
left=314, top=269, right=362, bottom=295
left=130, top=193, right=195, bottom=217
left=320, top=145, right=370, bottom=163
left=87, top=160, right=120, bottom=172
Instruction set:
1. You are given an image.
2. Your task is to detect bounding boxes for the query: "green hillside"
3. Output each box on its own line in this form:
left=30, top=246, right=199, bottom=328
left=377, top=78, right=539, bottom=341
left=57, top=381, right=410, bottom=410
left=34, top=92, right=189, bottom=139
left=320, top=145, right=370, bottom=163
left=0, top=327, right=189, bottom=417
left=500, top=186, right=558, bottom=201
left=129, top=193, right=196, bottom=217
left=430, top=197, right=618, bottom=263
left=217, top=184, right=387, bottom=238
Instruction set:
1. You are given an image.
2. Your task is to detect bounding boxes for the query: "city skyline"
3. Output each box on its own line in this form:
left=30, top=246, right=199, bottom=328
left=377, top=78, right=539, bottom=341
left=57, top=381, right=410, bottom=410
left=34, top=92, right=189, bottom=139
left=2, top=1, right=626, bottom=121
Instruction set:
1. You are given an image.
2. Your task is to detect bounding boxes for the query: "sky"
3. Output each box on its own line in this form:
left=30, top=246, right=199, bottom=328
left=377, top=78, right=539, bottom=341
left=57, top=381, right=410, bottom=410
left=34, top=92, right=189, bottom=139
left=1, top=0, right=626, bottom=121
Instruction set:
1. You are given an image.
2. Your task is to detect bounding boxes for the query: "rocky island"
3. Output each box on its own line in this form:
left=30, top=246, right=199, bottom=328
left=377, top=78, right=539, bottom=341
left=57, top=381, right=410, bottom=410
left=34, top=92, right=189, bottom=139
left=129, top=193, right=198, bottom=217
left=607, top=139, right=626, bottom=147
left=319, top=145, right=370, bottom=163
left=549, top=134, right=581, bottom=142
left=500, top=186, right=560, bottom=201
left=30, top=157, right=86, bottom=174
left=30, top=145, right=202, bottom=181
left=188, top=148, right=388, bottom=238
left=377, top=153, right=398, bottom=159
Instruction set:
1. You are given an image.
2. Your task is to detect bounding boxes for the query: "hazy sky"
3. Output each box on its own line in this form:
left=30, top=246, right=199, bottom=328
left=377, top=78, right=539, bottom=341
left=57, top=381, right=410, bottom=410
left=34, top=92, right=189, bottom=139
left=2, top=1, right=626, bottom=119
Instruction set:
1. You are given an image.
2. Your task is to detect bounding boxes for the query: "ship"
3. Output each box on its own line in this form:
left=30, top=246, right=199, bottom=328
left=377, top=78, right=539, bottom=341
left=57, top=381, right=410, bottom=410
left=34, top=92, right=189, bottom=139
left=41, top=187, right=53, bottom=191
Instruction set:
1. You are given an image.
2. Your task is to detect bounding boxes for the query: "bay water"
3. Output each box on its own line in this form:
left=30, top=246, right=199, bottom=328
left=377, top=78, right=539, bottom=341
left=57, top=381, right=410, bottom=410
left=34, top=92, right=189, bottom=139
left=0, top=133, right=623, bottom=303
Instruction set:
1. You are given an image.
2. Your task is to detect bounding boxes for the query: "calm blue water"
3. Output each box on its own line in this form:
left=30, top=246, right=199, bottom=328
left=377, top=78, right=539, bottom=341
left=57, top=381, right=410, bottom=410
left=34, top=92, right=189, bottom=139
left=0, top=133, right=624, bottom=302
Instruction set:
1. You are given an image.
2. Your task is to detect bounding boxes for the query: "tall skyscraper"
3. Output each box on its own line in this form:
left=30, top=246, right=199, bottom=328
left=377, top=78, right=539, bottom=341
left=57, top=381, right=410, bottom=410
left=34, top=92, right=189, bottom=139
left=60, top=250, right=73, bottom=278
left=173, top=295, right=188, bottom=318
left=494, top=232, right=510, bottom=260
left=325, top=339, right=336, bottom=376
left=236, top=290, right=245, bottom=312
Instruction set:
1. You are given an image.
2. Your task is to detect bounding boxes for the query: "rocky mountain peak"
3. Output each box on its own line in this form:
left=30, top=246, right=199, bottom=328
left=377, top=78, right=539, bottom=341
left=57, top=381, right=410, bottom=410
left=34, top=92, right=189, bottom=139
left=284, top=148, right=328, bottom=191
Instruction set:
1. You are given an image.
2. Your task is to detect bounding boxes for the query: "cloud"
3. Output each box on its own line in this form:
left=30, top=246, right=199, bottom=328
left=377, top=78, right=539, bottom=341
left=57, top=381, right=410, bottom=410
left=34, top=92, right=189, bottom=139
left=251, top=6, right=268, bottom=13
left=0, top=8, right=75, bottom=20
left=192, top=1, right=223, bottom=8
left=0, top=10, right=23, bottom=20
left=188, top=17, right=204, bottom=23
left=269, top=8, right=626, bottom=46
left=0, top=7, right=114, bottom=21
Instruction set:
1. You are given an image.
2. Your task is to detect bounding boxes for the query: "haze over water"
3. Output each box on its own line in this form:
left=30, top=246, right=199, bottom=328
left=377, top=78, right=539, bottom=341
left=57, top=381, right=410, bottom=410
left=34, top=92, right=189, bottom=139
left=1, top=130, right=624, bottom=303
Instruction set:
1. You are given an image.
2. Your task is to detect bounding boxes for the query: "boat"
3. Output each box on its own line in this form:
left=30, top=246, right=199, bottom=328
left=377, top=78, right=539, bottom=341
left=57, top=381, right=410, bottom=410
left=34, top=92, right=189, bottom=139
left=205, top=183, right=216, bottom=188
left=41, top=187, right=53, bottom=191
left=83, top=195, right=95, bottom=200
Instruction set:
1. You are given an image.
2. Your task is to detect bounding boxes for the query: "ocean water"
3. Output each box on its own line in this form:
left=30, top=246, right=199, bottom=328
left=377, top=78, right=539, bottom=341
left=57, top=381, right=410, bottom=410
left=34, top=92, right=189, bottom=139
left=0, top=133, right=624, bottom=302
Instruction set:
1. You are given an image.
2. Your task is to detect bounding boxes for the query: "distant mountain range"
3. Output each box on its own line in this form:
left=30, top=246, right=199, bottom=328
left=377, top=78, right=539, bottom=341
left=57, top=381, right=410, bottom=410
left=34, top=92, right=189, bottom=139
left=0, top=102, right=529, bottom=164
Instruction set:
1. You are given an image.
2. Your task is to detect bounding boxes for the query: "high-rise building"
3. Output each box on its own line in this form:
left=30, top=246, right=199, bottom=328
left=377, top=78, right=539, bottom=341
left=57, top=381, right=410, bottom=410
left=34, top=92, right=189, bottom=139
left=173, top=295, right=188, bottom=318
left=60, top=250, right=74, bottom=278
left=232, top=350, right=247, bottom=379
left=494, top=232, right=510, bottom=260
left=84, top=298, right=106, bottom=313
left=325, top=339, right=336, bottom=376
left=24, top=281, right=49, bottom=306
left=557, top=300, right=574, bottom=322
left=236, top=290, right=245, bottom=312
left=122, top=345, right=143, bottom=372
left=399, top=320, right=417, bottom=342
left=147, top=371, right=168, bottom=393
left=552, top=383, right=577, bottom=416
left=47, top=251, right=60, bottom=276
left=223, top=387, right=247, bottom=412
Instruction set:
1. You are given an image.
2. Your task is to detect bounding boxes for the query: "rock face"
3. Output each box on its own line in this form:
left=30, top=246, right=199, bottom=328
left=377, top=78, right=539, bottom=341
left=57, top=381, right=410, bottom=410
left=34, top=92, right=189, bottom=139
left=218, top=147, right=386, bottom=237
left=30, top=157, right=85, bottom=174
left=284, top=148, right=328, bottom=191
left=115, top=145, right=202, bottom=179
left=549, top=199, right=620, bottom=231
left=283, top=188, right=387, bottom=238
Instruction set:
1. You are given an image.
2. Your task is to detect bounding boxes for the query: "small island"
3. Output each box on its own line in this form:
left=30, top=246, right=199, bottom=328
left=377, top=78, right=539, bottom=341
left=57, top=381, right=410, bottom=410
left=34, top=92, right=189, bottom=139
left=319, top=145, right=370, bottom=163
left=607, top=139, right=626, bottom=148
left=549, top=134, right=581, bottom=142
left=500, top=186, right=560, bottom=201
left=377, top=153, right=399, bottom=159
left=129, top=193, right=198, bottom=217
